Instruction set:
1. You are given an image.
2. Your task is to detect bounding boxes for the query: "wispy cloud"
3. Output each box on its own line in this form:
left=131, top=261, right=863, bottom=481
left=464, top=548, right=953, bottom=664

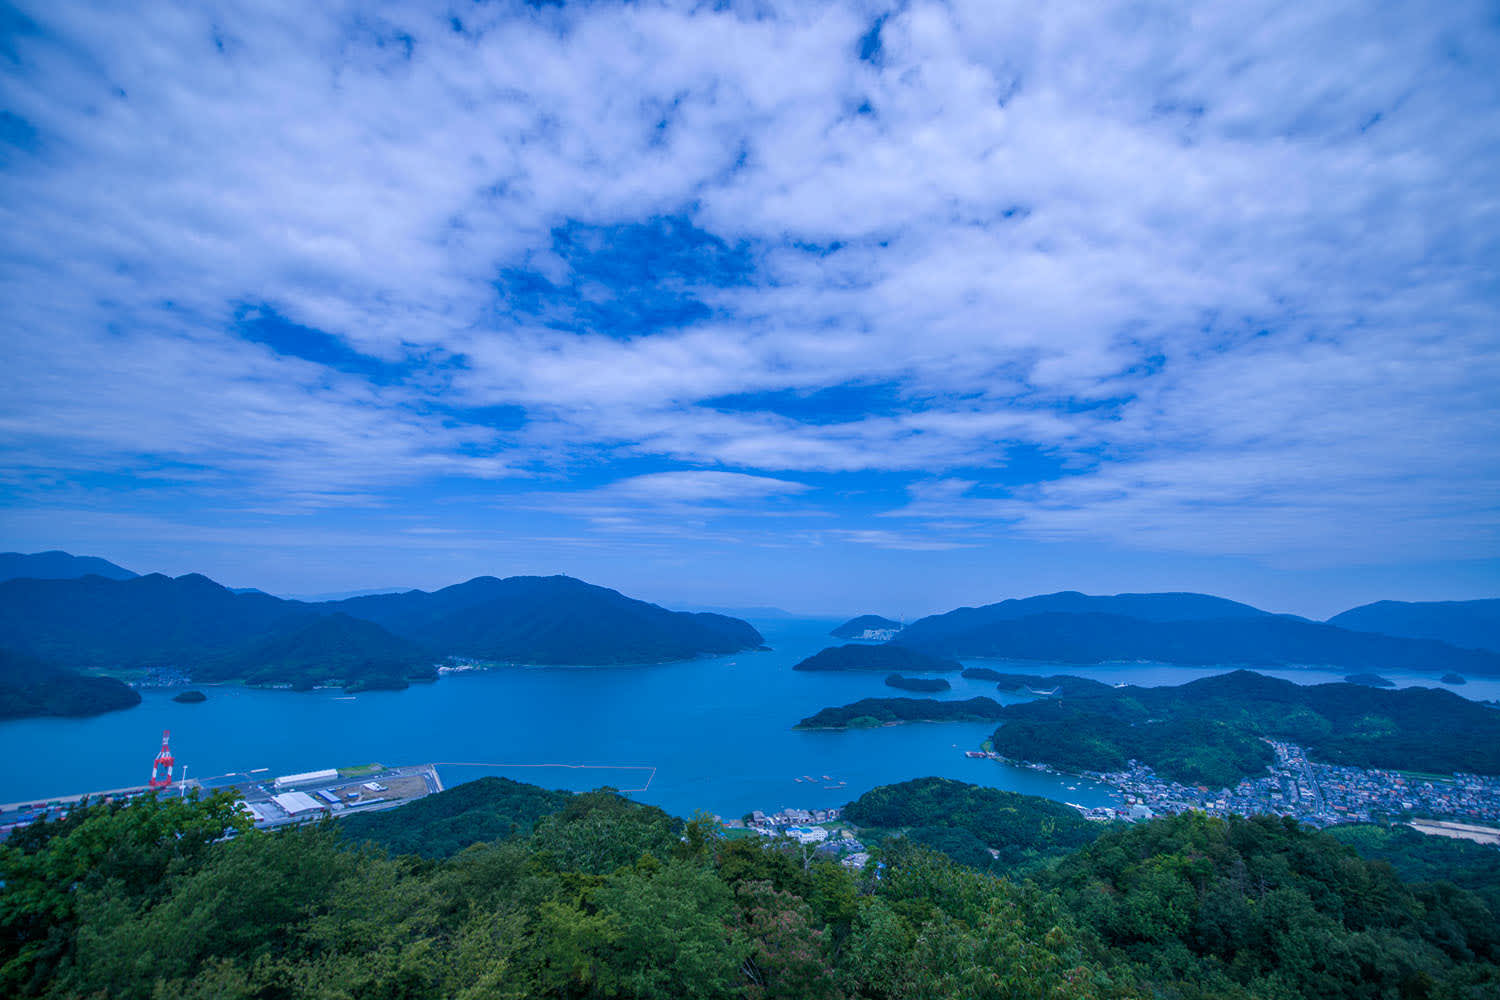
left=1, top=0, right=1497, bottom=598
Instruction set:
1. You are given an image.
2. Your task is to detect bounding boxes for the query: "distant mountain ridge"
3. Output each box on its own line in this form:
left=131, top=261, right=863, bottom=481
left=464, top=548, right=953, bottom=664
left=892, top=591, right=1500, bottom=675
left=0, top=571, right=766, bottom=711
left=0, top=550, right=137, bottom=582
left=1328, top=598, right=1500, bottom=654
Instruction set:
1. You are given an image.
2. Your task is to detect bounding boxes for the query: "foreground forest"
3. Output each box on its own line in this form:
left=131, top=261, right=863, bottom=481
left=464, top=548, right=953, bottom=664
left=1, top=778, right=1498, bottom=1000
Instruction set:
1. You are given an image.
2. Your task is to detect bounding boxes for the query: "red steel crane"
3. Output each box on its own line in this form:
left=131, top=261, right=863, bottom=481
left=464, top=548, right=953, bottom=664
left=148, top=730, right=175, bottom=789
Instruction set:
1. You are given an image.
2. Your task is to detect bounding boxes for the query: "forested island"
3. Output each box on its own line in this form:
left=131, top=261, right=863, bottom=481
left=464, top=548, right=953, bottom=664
left=1345, top=671, right=1395, bottom=686
left=988, top=669, right=1500, bottom=786
left=795, top=695, right=1006, bottom=729
left=792, top=643, right=961, bottom=672
left=0, top=567, right=764, bottom=715
left=2, top=775, right=1496, bottom=999
left=883, top=673, right=950, bottom=692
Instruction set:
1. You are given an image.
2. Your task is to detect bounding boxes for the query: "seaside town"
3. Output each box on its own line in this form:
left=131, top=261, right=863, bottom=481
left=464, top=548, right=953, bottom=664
left=1047, top=740, right=1500, bottom=830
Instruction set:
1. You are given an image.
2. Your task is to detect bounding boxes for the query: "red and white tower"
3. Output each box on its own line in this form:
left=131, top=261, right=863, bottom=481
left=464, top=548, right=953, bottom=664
left=148, top=730, right=175, bottom=789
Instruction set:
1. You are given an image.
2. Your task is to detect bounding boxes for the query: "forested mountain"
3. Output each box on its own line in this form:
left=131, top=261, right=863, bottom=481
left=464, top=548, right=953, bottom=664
left=0, top=647, right=140, bottom=720
left=0, top=572, right=764, bottom=713
left=895, top=607, right=1500, bottom=674
left=332, top=575, right=764, bottom=664
left=988, top=669, right=1500, bottom=785
left=3, top=777, right=1496, bottom=999
left=0, top=572, right=304, bottom=667
left=1329, top=598, right=1500, bottom=653
left=0, top=551, right=137, bottom=583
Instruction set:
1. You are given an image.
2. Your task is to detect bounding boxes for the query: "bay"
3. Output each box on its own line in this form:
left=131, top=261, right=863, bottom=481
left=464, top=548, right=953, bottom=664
left=2, top=616, right=1492, bottom=817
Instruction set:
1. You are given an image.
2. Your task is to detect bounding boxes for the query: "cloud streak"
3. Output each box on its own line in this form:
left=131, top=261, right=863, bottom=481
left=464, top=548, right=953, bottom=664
left=1, top=0, right=1497, bottom=596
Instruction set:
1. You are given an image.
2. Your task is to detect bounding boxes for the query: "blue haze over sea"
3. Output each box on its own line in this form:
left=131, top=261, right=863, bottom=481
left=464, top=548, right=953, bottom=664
left=4, top=618, right=1497, bottom=816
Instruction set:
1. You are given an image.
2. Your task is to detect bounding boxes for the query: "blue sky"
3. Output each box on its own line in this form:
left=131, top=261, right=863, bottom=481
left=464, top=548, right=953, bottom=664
left=1, top=0, right=1497, bottom=618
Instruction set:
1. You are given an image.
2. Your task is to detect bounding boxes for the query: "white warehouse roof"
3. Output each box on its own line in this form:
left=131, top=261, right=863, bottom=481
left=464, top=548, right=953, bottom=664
left=272, top=791, right=325, bottom=815
left=273, top=769, right=338, bottom=790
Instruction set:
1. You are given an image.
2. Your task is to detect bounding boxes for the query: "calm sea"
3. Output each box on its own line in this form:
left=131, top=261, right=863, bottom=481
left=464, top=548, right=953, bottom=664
left=3, top=617, right=1495, bottom=818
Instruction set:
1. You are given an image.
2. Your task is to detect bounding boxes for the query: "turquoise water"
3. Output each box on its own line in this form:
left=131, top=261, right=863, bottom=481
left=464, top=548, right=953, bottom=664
left=2, top=617, right=1493, bottom=817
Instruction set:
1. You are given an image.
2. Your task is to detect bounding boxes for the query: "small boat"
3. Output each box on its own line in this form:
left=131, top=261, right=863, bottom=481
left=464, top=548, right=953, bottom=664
left=821, top=775, right=831, bottom=781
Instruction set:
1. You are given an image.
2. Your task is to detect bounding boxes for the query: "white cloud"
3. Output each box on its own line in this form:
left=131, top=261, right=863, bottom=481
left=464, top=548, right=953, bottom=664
left=0, top=0, right=1496, bottom=569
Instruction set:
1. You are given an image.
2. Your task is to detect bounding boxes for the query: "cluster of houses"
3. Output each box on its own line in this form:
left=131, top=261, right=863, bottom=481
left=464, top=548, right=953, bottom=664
left=720, top=806, right=872, bottom=869
left=1086, top=739, right=1500, bottom=831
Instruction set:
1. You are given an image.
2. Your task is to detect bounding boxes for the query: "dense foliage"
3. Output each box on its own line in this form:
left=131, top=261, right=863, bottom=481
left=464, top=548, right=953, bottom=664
left=989, top=670, right=1500, bottom=785
left=0, top=784, right=1133, bottom=1000
left=796, top=696, right=1006, bottom=729
left=338, top=777, right=575, bottom=859
left=883, top=673, right=950, bottom=692
left=842, top=777, right=1101, bottom=873
left=1044, top=812, right=1500, bottom=999
left=0, top=647, right=140, bottom=720
left=793, top=644, right=963, bottom=673
left=1325, top=824, right=1500, bottom=916
left=5, top=778, right=1498, bottom=999
left=0, top=573, right=763, bottom=712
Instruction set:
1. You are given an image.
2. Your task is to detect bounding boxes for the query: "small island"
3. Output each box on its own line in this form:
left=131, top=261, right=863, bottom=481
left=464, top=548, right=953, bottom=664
left=884, top=673, right=951, bottom=693
left=830, top=614, right=904, bottom=640
left=796, top=696, right=1006, bottom=729
left=793, top=644, right=962, bottom=673
left=1344, top=672, right=1395, bottom=687
left=1442, top=673, right=1467, bottom=685
left=171, top=689, right=207, bottom=703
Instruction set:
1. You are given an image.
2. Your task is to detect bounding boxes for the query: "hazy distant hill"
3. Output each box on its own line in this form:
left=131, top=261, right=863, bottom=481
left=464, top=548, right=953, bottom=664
left=1328, top=598, right=1500, bottom=653
left=896, top=600, right=1500, bottom=674
left=0, top=550, right=137, bottom=582
left=331, top=575, right=764, bottom=664
left=830, top=614, right=903, bottom=639
left=901, top=590, right=1285, bottom=635
left=0, top=572, right=305, bottom=667
left=0, top=647, right=140, bottom=720
left=0, top=571, right=763, bottom=709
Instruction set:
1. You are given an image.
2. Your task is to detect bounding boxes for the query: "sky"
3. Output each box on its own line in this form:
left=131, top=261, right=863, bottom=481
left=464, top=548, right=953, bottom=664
left=1, top=0, right=1498, bottom=619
